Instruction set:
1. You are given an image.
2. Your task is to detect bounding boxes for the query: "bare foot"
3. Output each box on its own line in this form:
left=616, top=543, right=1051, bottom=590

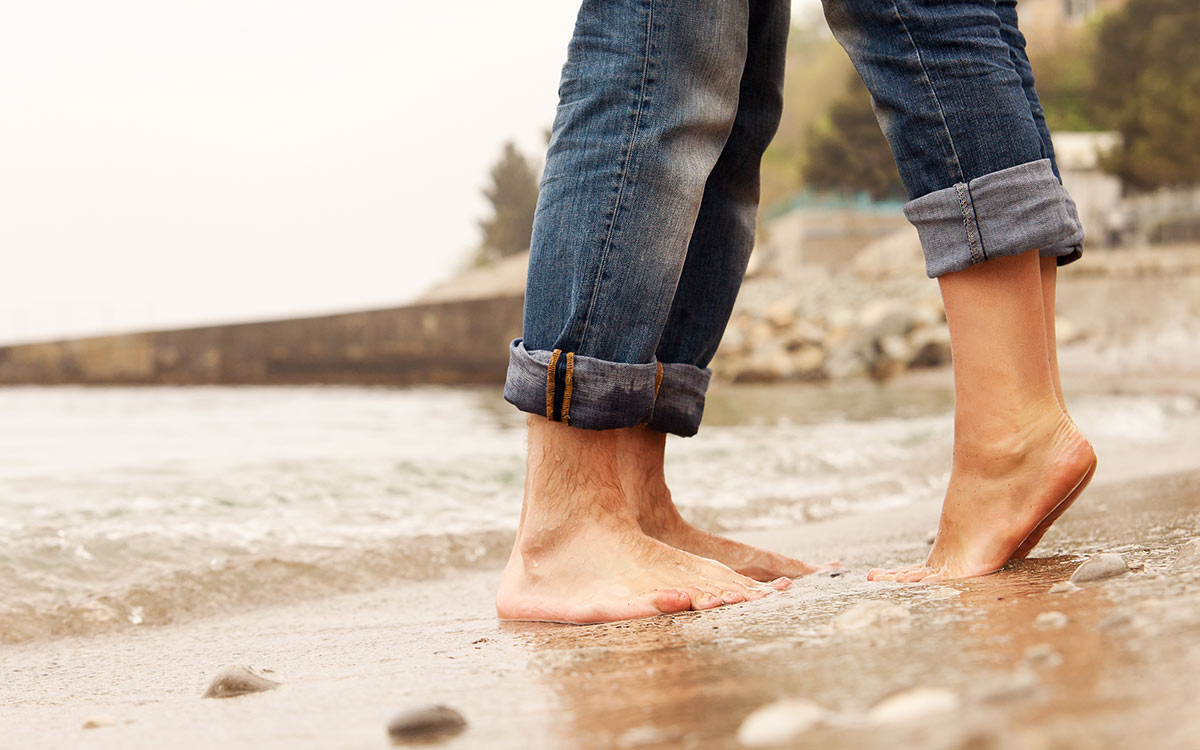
left=633, top=483, right=836, bottom=580
left=869, top=408, right=1095, bottom=583
left=496, top=515, right=788, bottom=623
left=614, top=426, right=836, bottom=581
left=496, top=416, right=788, bottom=624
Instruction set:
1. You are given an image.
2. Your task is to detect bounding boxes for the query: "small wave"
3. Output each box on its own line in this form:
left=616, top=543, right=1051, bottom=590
left=0, top=529, right=513, bottom=645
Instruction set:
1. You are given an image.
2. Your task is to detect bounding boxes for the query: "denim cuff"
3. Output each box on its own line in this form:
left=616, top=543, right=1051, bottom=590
left=903, top=159, right=1085, bottom=278
left=645, top=363, right=712, bottom=437
left=503, top=339, right=710, bottom=436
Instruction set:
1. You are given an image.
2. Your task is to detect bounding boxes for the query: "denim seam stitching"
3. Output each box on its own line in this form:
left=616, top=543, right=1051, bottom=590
left=954, top=182, right=986, bottom=264
left=545, top=348, right=560, bottom=421
left=561, top=352, right=575, bottom=425
left=575, top=0, right=656, bottom=354
left=889, top=0, right=965, bottom=183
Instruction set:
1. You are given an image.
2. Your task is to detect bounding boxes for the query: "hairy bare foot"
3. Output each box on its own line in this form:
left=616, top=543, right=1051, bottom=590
left=869, top=408, right=1095, bottom=583
left=496, top=416, right=788, bottom=624
left=496, top=515, right=788, bottom=623
left=632, top=482, right=835, bottom=580
left=611, top=425, right=835, bottom=581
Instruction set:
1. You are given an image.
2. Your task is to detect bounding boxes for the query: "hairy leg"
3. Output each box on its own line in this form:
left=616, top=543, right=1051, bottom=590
left=496, top=416, right=788, bottom=624
left=612, top=426, right=836, bottom=581
left=870, top=250, right=1095, bottom=582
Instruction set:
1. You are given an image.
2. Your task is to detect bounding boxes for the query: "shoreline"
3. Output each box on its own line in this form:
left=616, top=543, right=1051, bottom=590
left=4, top=465, right=1199, bottom=749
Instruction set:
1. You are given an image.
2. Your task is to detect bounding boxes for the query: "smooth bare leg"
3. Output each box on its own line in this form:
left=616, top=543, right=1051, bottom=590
left=1008, top=255, right=1098, bottom=558
left=612, top=426, right=837, bottom=580
left=496, top=416, right=788, bottom=624
left=1041, top=256, right=1066, bottom=409
left=869, top=250, right=1095, bottom=582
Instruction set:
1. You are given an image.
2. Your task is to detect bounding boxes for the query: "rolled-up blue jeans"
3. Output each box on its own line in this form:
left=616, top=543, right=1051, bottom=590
left=505, top=0, right=1084, bottom=437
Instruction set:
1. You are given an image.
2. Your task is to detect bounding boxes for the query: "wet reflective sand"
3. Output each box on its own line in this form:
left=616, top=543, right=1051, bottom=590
left=3, top=468, right=1198, bottom=749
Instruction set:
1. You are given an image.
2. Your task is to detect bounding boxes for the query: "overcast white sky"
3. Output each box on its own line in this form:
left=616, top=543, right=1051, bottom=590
left=1, top=1, right=821, bottom=344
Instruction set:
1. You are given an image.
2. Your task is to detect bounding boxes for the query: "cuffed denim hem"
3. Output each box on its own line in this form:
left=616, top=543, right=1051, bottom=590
left=903, top=159, right=1085, bottom=278
left=503, top=339, right=711, bottom=437
left=645, top=363, right=712, bottom=438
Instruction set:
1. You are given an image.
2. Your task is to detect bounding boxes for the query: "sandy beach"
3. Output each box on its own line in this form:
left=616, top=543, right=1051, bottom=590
left=4, top=453, right=1199, bottom=749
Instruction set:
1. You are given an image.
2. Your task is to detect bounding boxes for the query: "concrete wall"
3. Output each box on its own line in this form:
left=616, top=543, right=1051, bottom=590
left=0, top=295, right=525, bottom=386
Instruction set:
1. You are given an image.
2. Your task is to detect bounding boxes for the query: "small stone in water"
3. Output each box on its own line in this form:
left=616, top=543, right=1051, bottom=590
left=202, top=665, right=281, bottom=699
left=1070, top=554, right=1129, bottom=584
left=387, top=705, right=467, bottom=743
left=82, top=715, right=117, bottom=729
left=1048, top=581, right=1080, bottom=594
left=736, top=699, right=825, bottom=747
left=1024, top=644, right=1063, bottom=669
left=834, top=600, right=910, bottom=631
left=868, top=687, right=960, bottom=724
left=1034, top=611, right=1069, bottom=629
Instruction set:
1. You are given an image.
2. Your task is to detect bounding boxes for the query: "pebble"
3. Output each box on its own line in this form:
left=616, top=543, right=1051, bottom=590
left=833, top=600, right=910, bottom=631
left=867, top=687, right=960, bottom=724
left=1024, top=644, right=1063, bottom=669
left=1171, top=539, right=1200, bottom=572
left=926, top=586, right=961, bottom=600
left=616, top=725, right=670, bottom=747
left=202, top=665, right=281, bottom=699
left=1070, top=554, right=1130, bottom=584
left=387, top=705, right=467, bottom=744
left=1048, top=581, right=1080, bottom=594
left=82, top=715, right=117, bottom=729
left=977, top=668, right=1040, bottom=702
left=736, top=699, right=825, bottom=747
left=1034, top=611, right=1069, bottom=629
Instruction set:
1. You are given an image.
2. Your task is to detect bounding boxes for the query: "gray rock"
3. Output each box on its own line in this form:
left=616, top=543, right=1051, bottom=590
left=1171, top=539, right=1200, bottom=572
left=387, top=705, right=467, bottom=743
left=908, top=324, right=952, bottom=368
left=764, top=296, right=799, bottom=328
left=202, top=665, right=280, bottom=699
left=736, top=699, right=825, bottom=747
left=824, top=338, right=868, bottom=380
left=790, top=345, right=826, bottom=379
left=1070, top=554, right=1130, bottom=584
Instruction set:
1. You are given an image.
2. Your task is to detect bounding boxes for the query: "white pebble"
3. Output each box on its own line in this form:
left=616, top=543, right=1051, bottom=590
left=736, top=700, right=825, bottom=747
left=202, top=665, right=280, bottom=699
left=1171, top=540, right=1200, bottom=572
left=1070, top=554, right=1129, bottom=584
left=834, top=600, right=910, bottom=631
left=1048, top=581, right=1080, bottom=594
left=82, top=715, right=116, bottom=729
left=868, top=687, right=960, bottom=724
left=1034, top=611, right=1069, bottom=629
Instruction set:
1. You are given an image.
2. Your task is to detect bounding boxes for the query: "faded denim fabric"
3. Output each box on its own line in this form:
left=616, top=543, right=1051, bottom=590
left=506, top=0, right=1084, bottom=437
left=823, top=0, right=1084, bottom=274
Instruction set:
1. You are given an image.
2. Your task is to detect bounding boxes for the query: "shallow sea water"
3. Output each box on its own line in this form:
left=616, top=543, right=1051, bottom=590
left=0, top=382, right=1190, bottom=642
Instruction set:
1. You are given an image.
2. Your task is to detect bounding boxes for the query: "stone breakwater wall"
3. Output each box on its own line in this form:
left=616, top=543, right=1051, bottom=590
left=711, top=295, right=954, bottom=383
left=0, top=295, right=524, bottom=386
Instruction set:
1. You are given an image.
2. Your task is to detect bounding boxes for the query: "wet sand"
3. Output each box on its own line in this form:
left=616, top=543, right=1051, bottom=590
left=4, top=464, right=1199, bottom=750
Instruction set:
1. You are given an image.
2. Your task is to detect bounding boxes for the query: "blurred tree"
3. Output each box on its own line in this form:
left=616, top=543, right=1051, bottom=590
left=802, top=73, right=905, bottom=201
left=477, top=141, right=539, bottom=265
left=760, top=24, right=858, bottom=210
left=1026, top=28, right=1099, bottom=131
left=1090, top=0, right=1200, bottom=189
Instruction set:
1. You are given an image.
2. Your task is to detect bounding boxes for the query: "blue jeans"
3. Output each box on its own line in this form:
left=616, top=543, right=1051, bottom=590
left=505, top=0, right=1084, bottom=437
